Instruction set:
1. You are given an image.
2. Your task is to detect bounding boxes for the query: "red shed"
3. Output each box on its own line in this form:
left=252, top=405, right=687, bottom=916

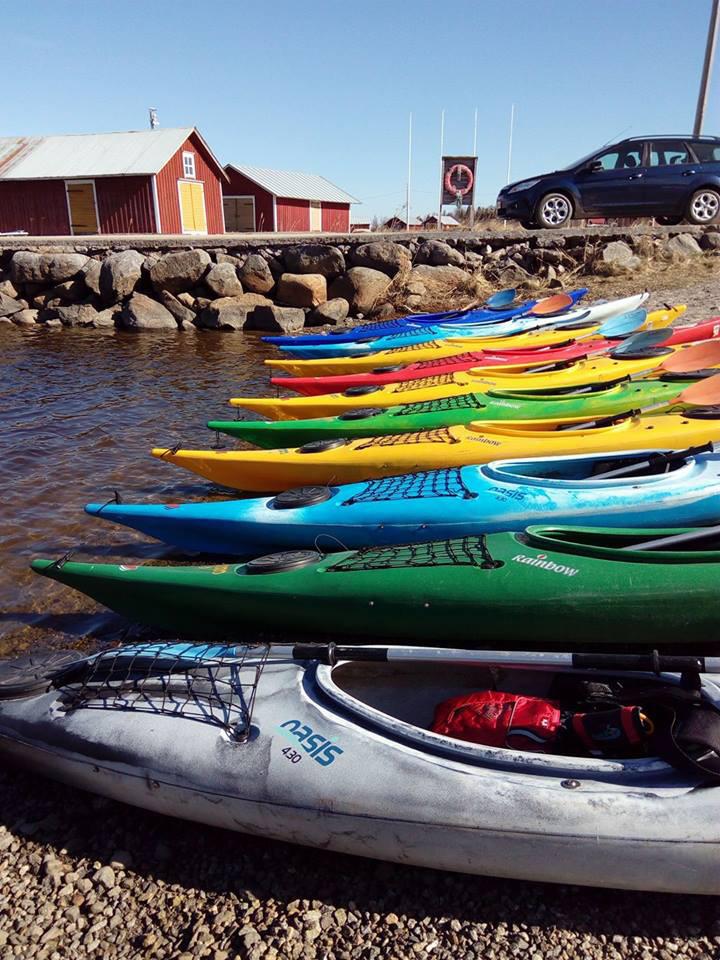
left=0, top=127, right=228, bottom=236
left=223, top=164, right=358, bottom=233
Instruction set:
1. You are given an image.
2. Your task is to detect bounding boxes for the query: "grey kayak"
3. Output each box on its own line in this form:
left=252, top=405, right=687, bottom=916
left=0, top=644, right=718, bottom=894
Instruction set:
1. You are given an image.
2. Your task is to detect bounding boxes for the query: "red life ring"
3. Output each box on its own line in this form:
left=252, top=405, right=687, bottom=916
left=444, top=163, right=474, bottom=197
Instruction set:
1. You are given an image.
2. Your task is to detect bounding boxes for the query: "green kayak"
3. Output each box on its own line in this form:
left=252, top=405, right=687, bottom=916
left=209, top=378, right=694, bottom=448
left=31, top=526, right=720, bottom=646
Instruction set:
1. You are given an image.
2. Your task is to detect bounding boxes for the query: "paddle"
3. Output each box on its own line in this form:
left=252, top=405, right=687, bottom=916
left=484, top=287, right=518, bottom=310
left=559, top=370, right=720, bottom=431
left=624, top=525, right=720, bottom=553
left=591, top=442, right=715, bottom=480
left=524, top=328, right=669, bottom=375
left=290, top=643, right=720, bottom=674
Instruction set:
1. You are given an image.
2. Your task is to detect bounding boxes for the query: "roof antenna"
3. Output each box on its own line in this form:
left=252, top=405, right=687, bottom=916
left=149, top=108, right=159, bottom=130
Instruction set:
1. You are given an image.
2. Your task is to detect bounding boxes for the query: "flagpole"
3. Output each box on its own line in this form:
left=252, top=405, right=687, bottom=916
left=437, top=108, right=445, bottom=231
left=470, top=107, right=478, bottom=229
left=405, top=112, right=413, bottom=232
left=506, top=103, right=515, bottom=185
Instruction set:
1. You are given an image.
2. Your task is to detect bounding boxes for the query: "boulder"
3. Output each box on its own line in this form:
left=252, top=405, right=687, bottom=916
left=276, top=273, right=327, bottom=308
left=12, top=308, right=38, bottom=326
left=81, top=258, right=102, bottom=296
left=216, top=252, right=242, bottom=267
left=329, top=267, right=391, bottom=314
left=349, top=241, right=410, bottom=277
left=205, top=262, right=243, bottom=298
left=45, top=279, right=87, bottom=304
left=232, top=292, right=273, bottom=307
left=700, top=231, right=720, bottom=251
left=0, top=279, right=18, bottom=298
left=120, top=293, right=178, bottom=331
left=597, top=241, right=641, bottom=275
left=307, top=297, right=350, bottom=327
left=238, top=254, right=275, bottom=294
left=43, top=317, right=63, bottom=328
left=11, top=251, right=45, bottom=285
left=415, top=240, right=465, bottom=268
left=56, top=304, right=99, bottom=327
left=244, top=305, right=306, bottom=334
left=0, top=292, right=24, bottom=317
left=663, top=233, right=703, bottom=259
left=160, top=291, right=197, bottom=326
left=44, top=253, right=90, bottom=283
left=409, top=264, right=470, bottom=285
left=197, top=297, right=256, bottom=331
left=150, top=249, right=211, bottom=294
left=177, top=292, right=197, bottom=310
left=92, top=307, right=120, bottom=328
left=284, top=244, right=345, bottom=278
left=10, top=251, right=89, bottom=285
left=100, top=250, right=145, bottom=303
left=372, top=302, right=396, bottom=320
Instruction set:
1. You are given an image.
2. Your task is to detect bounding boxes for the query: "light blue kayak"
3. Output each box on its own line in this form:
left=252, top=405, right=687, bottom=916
left=279, top=291, right=638, bottom=359
left=85, top=444, right=719, bottom=556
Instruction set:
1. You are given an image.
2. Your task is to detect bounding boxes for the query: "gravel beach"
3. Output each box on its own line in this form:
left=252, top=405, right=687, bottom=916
left=2, top=272, right=720, bottom=959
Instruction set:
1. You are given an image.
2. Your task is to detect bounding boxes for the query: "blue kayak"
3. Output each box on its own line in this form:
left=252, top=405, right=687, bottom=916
left=262, top=288, right=535, bottom=346
left=85, top=445, right=720, bottom=556
left=277, top=289, right=627, bottom=359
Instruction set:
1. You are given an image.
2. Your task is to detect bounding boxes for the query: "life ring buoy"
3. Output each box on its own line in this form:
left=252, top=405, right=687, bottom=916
left=444, top=163, right=474, bottom=197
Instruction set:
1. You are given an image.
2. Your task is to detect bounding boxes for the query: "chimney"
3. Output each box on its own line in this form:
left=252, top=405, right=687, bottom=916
left=149, top=108, right=159, bottom=130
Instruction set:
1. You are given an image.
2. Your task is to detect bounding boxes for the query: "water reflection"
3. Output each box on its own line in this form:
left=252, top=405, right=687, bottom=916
left=0, top=326, right=276, bottom=652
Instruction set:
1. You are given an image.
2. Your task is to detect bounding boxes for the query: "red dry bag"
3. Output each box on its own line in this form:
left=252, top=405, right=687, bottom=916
left=431, top=690, right=562, bottom=753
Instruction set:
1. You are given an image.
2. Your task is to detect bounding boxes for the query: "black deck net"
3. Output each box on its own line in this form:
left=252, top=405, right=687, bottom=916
left=392, top=373, right=458, bottom=392
left=355, top=427, right=458, bottom=449
left=50, top=643, right=270, bottom=741
left=341, top=467, right=476, bottom=505
left=328, top=536, right=497, bottom=572
left=396, top=393, right=486, bottom=415
left=415, top=352, right=482, bottom=369
left=388, top=340, right=442, bottom=353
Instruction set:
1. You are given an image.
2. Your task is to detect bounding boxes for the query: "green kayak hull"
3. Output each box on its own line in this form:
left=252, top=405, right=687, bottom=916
left=31, top=525, right=720, bottom=646
left=209, top=379, right=690, bottom=449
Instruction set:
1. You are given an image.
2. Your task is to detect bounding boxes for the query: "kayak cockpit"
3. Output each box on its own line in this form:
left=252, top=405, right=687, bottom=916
left=315, top=659, right=698, bottom=784
left=522, top=525, right=720, bottom=561
left=481, top=448, right=710, bottom=488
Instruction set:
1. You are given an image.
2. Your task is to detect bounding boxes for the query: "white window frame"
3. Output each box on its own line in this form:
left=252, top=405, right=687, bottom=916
left=64, top=179, right=100, bottom=236
left=223, top=195, right=256, bottom=232
left=182, top=151, right=196, bottom=179
left=177, top=178, right=207, bottom=235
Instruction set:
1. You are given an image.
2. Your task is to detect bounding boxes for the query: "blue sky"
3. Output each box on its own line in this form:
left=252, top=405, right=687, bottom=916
left=5, top=0, right=719, bottom=221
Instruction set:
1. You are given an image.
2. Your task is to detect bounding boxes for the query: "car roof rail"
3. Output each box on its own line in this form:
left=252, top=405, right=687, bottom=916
left=621, top=134, right=720, bottom=142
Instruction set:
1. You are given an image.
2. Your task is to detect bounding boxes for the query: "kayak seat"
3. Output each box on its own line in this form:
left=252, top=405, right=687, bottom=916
left=342, top=468, right=477, bottom=505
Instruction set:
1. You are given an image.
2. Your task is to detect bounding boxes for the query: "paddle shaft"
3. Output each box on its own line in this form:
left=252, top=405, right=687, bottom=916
left=291, top=643, right=720, bottom=674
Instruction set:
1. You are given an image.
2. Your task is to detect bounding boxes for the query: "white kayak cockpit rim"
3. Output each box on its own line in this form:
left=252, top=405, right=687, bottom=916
left=479, top=449, right=708, bottom=489
left=313, top=656, right=720, bottom=784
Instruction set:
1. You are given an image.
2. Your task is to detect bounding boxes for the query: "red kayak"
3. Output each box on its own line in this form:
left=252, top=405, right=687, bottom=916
left=271, top=316, right=720, bottom=397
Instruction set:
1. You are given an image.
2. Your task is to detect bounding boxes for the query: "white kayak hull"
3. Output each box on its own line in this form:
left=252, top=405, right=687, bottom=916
left=1, top=650, right=718, bottom=894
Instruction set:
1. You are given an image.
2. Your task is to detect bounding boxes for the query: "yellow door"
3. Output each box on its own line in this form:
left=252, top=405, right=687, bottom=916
left=179, top=181, right=208, bottom=234
left=66, top=181, right=99, bottom=235
left=309, top=200, right=322, bottom=231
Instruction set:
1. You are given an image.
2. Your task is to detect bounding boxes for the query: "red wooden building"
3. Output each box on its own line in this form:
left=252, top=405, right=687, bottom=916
left=223, top=164, right=358, bottom=233
left=0, top=127, right=228, bottom=236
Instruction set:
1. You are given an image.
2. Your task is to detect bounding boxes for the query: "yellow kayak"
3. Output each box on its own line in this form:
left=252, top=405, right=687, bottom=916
left=266, top=306, right=684, bottom=377
left=152, top=412, right=720, bottom=492
left=232, top=341, right=708, bottom=420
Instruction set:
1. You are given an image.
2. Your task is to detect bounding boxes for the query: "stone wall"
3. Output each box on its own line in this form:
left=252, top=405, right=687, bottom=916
left=0, top=227, right=718, bottom=333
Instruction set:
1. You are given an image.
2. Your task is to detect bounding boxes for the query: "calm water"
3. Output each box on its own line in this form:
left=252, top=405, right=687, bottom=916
left=0, top=326, right=276, bottom=654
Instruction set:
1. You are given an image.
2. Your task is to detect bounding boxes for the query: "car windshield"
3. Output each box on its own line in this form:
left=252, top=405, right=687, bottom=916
left=562, top=148, right=602, bottom=170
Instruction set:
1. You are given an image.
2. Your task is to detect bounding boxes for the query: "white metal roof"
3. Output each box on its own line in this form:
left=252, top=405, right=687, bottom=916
left=227, top=163, right=359, bottom=204
left=0, top=128, right=227, bottom=180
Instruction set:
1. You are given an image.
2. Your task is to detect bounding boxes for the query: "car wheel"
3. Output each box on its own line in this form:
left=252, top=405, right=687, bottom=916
left=536, top=193, right=573, bottom=229
left=520, top=219, right=538, bottom=229
left=656, top=215, right=683, bottom=226
left=687, top=188, right=720, bottom=224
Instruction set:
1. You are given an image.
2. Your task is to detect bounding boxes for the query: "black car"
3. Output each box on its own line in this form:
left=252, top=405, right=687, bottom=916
left=496, top=135, right=720, bottom=229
